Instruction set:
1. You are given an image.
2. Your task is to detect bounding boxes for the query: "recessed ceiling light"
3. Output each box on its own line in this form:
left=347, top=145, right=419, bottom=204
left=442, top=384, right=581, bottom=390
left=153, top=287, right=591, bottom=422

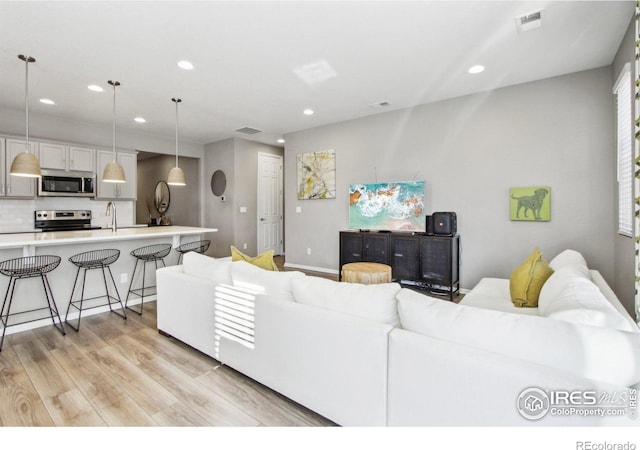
left=88, top=84, right=104, bottom=92
left=277, top=138, right=285, bottom=144
left=39, top=98, right=55, bottom=105
left=468, top=65, right=485, bottom=74
left=177, top=60, right=194, bottom=70
left=134, top=117, right=146, bottom=123
left=303, top=109, right=314, bottom=116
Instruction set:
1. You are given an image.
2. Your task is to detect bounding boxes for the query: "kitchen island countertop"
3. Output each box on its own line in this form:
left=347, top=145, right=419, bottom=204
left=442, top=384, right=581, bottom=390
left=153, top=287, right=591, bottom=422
left=0, top=225, right=217, bottom=253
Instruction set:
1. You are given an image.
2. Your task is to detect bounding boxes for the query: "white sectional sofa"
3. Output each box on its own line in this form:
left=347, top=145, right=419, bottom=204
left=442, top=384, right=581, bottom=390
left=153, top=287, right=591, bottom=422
left=156, top=250, right=640, bottom=426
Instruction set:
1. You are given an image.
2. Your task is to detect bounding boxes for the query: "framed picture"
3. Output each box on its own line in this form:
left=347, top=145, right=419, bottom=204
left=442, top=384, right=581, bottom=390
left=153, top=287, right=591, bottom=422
left=296, top=149, right=336, bottom=200
left=510, top=186, right=551, bottom=221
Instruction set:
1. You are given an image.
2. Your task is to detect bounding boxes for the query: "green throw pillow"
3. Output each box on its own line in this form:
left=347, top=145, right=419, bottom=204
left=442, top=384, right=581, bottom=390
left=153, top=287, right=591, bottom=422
left=230, top=246, right=279, bottom=271
left=509, top=247, right=554, bottom=307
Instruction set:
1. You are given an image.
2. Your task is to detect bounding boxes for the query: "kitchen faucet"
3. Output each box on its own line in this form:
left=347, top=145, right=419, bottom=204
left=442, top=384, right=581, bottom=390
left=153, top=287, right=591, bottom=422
left=106, top=201, right=117, bottom=232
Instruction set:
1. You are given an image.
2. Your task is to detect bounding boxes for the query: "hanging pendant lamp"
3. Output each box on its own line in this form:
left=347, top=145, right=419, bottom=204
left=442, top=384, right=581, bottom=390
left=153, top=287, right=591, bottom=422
left=167, top=97, right=186, bottom=186
left=102, top=80, right=126, bottom=183
left=10, top=55, right=42, bottom=178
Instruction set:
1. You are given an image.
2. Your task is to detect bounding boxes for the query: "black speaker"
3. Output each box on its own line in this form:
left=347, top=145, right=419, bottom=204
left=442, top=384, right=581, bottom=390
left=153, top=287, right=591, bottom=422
left=432, top=212, right=457, bottom=235
left=425, top=215, right=434, bottom=235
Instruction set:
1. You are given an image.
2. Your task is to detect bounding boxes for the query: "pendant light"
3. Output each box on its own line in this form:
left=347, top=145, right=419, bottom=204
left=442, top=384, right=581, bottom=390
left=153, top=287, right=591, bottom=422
left=167, top=97, right=186, bottom=186
left=102, top=80, right=126, bottom=183
left=10, top=55, right=42, bottom=178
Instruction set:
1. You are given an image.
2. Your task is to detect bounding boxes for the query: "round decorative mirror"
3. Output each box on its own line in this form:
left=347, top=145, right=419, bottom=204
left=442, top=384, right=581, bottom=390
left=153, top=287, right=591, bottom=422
left=154, top=181, right=170, bottom=214
left=211, top=170, right=227, bottom=197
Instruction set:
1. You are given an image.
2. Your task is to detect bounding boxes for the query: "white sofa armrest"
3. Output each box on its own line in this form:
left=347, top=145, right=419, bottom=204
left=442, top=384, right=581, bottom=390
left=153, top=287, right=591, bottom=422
left=156, top=265, right=220, bottom=358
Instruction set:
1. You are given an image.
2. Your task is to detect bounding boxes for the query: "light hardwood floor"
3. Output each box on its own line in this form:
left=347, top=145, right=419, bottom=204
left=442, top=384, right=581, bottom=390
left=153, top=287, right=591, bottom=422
left=0, top=300, right=335, bottom=427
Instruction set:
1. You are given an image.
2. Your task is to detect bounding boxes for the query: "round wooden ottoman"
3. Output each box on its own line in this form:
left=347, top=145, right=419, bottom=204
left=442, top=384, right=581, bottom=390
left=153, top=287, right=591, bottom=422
left=341, top=262, right=392, bottom=284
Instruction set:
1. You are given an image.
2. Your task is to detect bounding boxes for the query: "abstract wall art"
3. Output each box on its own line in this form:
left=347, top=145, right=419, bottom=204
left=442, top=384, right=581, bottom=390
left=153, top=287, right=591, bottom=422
left=296, top=149, right=336, bottom=200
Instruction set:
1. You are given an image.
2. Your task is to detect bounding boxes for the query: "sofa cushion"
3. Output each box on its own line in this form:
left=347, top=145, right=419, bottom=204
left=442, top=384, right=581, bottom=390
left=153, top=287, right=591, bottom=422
left=459, top=278, right=539, bottom=316
left=231, top=245, right=278, bottom=271
left=291, top=277, right=401, bottom=326
left=538, top=266, right=591, bottom=315
left=538, top=268, right=634, bottom=332
left=548, top=249, right=589, bottom=272
left=396, top=288, right=640, bottom=387
left=182, top=251, right=232, bottom=285
left=231, top=260, right=304, bottom=301
left=509, top=247, right=554, bottom=307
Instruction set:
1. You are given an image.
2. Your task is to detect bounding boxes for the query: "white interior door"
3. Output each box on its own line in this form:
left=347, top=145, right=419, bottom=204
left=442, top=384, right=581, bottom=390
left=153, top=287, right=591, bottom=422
left=257, top=153, right=283, bottom=255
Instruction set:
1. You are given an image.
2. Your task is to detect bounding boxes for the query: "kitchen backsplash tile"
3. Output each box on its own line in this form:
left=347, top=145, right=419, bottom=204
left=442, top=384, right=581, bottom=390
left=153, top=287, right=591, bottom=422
left=0, top=198, right=134, bottom=231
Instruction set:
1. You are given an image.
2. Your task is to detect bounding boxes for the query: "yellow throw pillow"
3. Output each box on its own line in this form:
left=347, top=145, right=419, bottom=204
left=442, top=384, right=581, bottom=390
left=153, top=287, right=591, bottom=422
left=509, top=247, right=554, bottom=307
left=230, top=246, right=279, bottom=271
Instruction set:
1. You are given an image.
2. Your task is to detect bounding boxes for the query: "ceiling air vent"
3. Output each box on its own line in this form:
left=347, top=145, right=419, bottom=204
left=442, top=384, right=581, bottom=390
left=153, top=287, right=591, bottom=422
left=235, top=126, right=262, bottom=135
left=371, top=101, right=391, bottom=108
left=515, top=9, right=543, bottom=33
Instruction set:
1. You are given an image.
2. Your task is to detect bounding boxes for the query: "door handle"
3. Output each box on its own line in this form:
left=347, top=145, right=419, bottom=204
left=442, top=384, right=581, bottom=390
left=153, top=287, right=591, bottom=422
left=260, top=218, right=265, bottom=221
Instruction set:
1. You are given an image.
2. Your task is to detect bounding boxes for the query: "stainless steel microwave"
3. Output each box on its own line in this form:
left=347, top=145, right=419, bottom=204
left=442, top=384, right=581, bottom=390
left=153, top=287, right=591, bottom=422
left=38, top=169, right=96, bottom=197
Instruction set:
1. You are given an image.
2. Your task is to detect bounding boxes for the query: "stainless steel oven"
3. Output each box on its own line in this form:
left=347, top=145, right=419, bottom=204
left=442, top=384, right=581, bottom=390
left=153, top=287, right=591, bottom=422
left=34, top=210, right=102, bottom=232
left=38, top=169, right=96, bottom=197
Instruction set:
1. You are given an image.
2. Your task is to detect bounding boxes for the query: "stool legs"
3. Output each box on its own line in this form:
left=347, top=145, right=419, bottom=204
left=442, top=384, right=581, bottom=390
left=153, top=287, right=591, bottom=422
left=0, top=274, right=66, bottom=352
left=65, top=265, right=127, bottom=332
left=125, top=258, right=166, bottom=316
left=0, top=277, right=18, bottom=352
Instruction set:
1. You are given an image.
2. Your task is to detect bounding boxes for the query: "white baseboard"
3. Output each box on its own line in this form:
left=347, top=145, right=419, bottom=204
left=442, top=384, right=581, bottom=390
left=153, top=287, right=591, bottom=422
left=4, top=296, right=156, bottom=336
left=283, top=262, right=339, bottom=275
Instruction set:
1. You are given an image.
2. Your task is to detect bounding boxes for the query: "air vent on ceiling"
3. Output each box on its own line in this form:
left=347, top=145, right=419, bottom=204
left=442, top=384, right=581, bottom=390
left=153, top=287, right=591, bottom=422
left=371, top=101, right=391, bottom=108
left=235, top=126, right=263, bottom=135
left=515, top=9, right=543, bottom=33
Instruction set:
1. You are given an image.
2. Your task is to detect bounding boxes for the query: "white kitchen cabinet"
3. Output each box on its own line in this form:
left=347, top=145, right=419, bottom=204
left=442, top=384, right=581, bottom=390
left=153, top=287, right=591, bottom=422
left=3, top=138, right=37, bottom=198
left=40, top=142, right=95, bottom=172
left=39, top=142, right=67, bottom=170
left=96, top=149, right=137, bottom=199
left=68, top=146, right=95, bottom=172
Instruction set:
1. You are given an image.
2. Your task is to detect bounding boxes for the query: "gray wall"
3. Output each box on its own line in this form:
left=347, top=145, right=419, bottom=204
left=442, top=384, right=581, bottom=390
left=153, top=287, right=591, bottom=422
left=612, top=17, right=636, bottom=319
left=284, top=67, right=620, bottom=307
left=204, top=139, right=235, bottom=257
left=136, top=154, right=200, bottom=226
left=203, top=138, right=283, bottom=257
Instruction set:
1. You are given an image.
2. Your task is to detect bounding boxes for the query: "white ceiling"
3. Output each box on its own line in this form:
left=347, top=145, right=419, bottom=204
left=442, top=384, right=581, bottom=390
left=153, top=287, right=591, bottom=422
left=0, top=1, right=634, bottom=148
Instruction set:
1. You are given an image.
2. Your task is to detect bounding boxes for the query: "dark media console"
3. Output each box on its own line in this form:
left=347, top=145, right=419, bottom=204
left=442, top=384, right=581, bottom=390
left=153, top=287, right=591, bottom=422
left=339, top=230, right=460, bottom=300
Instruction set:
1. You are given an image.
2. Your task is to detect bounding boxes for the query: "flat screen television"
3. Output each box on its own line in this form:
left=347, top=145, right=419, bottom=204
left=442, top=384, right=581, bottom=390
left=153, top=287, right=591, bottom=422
left=348, top=181, right=425, bottom=231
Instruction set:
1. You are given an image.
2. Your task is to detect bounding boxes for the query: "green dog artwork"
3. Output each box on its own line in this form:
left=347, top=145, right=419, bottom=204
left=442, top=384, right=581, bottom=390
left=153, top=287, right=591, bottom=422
left=510, top=186, right=551, bottom=221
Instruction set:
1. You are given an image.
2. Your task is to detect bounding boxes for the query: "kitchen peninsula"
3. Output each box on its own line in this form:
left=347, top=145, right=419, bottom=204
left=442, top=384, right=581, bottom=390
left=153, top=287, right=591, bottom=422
left=0, top=225, right=217, bottom=335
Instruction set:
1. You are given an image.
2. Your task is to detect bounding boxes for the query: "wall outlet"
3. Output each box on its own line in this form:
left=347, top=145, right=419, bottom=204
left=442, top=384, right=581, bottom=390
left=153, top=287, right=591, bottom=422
left=120, top=273, right=127, bottom=283
left=296, top=206, right=302, bottom=213
left=307, top=248, right=311, bottom=255
left=240, top=206, right=247, bottom=213
left=243, top=243, right=248, bottom=250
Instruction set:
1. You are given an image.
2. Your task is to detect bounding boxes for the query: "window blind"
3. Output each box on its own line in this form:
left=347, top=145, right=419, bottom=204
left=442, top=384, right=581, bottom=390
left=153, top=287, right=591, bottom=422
left=614, top=64, right=632, bottom=237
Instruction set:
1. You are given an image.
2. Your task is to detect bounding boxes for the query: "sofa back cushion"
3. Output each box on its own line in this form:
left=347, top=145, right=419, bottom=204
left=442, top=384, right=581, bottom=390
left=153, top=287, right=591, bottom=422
left=548, top=249, right=589, bottom=272
left=396, top=288, right=640, bottom=387
left=182, top=251, right=232, bottom=285
left=291, top=277, right=401, bottom=326
left=230, top=260, right=305, bottom=301
left=538, top=267, right=634, bottom=332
